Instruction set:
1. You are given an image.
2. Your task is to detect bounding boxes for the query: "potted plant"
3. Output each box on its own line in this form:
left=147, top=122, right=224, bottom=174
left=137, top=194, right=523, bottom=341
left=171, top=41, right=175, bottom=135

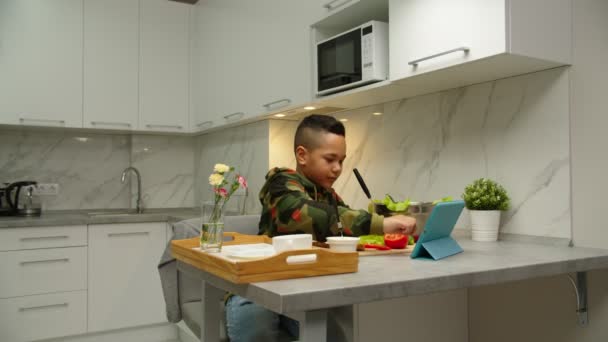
left=461, top=178, right=510, bottom=242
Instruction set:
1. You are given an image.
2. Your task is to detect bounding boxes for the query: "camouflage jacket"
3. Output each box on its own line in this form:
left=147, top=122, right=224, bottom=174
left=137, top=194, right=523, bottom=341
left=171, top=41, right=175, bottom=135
left=258, top=167, right=384, bottom=242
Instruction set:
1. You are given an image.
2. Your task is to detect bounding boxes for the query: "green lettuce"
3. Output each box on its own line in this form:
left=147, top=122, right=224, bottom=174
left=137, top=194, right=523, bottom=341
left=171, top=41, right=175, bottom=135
left=432, top=196, right=454, bottom=205
left=373, top=194, right=411, bottom=212
left=359, top=235, right=385, bottom=246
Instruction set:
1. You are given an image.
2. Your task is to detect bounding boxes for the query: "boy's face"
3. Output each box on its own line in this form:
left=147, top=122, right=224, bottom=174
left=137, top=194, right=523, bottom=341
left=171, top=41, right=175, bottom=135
left=296, top=132, right=346, bottom=190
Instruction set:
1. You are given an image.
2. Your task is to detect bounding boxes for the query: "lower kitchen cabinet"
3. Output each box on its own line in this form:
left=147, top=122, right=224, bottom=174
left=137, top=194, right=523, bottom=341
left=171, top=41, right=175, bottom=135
left=88, top=222, right=168, bottom=332
left=0, top=247, right=87, bottom=298
left=0, top=291, right=87, bottom=342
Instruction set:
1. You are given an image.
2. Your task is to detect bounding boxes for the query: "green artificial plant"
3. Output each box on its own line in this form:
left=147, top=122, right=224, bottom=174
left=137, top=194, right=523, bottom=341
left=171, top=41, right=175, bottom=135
left=462, top=178, right=510, bottom=211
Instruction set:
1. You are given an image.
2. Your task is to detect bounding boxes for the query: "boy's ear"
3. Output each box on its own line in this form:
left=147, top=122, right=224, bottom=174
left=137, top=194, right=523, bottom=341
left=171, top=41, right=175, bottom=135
left=295, top=146, right=308, bottom=166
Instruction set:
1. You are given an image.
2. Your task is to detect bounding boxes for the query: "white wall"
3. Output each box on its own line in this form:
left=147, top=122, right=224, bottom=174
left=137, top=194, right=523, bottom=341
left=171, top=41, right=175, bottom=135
left=469, top=1, right=608, bottom=341
left=570, top=0, right=608, bottom=249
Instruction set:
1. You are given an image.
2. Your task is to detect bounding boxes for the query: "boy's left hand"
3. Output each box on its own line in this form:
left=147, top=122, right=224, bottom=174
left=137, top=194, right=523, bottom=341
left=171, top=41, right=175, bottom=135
left=383, top=215, right=417, bottom=235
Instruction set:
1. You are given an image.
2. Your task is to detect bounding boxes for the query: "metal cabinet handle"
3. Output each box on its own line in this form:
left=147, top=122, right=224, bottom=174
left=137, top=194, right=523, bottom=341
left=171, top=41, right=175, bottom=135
left=323, top=0, right=352, bottom=10
left=20, top=258, right=69, bottom=266
left=408, top=47, right=470, bottom=66
left=145, top=124, right=183, bottom=130
left=223, top=112, right=244, bottom=121
left=262, top=98, right=291, bottom=110
left=196, top=120, right=213, bottom=128
left=19, top=117, right=66, bottom=126
left=20, top=235, right=69, bottom=241
left=108, top=231, right=150, bottom=238
left=19, top=303, right=68, bottom=312
left=91, top=121, right=131, bottom=127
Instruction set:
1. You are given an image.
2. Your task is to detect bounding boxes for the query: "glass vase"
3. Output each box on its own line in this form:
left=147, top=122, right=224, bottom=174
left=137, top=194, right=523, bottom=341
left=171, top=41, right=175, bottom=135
left=200, top=202, right=225, bottom=252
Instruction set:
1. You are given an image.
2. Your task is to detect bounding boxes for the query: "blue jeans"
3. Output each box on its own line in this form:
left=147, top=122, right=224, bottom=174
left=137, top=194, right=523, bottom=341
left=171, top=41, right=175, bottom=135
left=225, top=295, right=299, bottom=342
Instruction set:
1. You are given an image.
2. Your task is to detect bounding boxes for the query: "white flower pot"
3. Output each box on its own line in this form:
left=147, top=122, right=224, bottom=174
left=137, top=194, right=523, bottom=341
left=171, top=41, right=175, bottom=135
left=470, top=210, right=501, bottom=242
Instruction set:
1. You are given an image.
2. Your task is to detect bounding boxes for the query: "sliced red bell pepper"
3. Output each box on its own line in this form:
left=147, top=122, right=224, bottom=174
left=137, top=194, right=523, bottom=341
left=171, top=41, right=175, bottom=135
left=363, top=243, right=391, bottom=251
left=384, top=234, right=408, bottom=249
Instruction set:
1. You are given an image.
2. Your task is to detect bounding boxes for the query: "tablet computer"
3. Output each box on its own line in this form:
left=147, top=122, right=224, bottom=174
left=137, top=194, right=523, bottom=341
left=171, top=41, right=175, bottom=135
left=410, top=200, right=465, bottom=260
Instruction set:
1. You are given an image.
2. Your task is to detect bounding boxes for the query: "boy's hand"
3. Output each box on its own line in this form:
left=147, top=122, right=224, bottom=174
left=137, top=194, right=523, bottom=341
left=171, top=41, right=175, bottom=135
left=383, top=215, right=417, bottom=235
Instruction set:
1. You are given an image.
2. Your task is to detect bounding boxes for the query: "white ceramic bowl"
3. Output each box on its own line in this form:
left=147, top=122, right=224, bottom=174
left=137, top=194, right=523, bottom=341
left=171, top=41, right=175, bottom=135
left=326, top=236, right=360, bottom=252
left=272, top=234, right=313, bottom=253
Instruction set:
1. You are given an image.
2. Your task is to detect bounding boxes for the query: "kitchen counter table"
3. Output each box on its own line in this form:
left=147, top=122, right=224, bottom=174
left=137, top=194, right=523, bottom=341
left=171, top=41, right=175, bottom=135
left=0, top=207, right=199, bottom=228
left=177, top=233, right=608, bottom=342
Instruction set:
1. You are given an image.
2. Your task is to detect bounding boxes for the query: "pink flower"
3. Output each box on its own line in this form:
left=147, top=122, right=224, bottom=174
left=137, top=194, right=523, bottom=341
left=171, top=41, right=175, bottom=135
left=214, top=188, right=228, bottom=197
left=237, top=175, right=248, bottom=189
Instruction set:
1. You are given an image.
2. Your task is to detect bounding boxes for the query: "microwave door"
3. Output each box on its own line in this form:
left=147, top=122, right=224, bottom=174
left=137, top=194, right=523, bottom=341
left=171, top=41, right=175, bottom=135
left=318, top=29, right=362, bottom=93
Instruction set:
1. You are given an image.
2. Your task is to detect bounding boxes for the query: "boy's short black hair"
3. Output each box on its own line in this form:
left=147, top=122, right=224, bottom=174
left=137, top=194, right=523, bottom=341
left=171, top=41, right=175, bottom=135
left=294, top=114, right=345, bottom=152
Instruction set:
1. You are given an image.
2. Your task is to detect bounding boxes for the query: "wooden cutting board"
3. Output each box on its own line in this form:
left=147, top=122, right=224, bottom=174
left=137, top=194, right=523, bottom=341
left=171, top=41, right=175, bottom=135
left=359, top=244, right=415, bottom=256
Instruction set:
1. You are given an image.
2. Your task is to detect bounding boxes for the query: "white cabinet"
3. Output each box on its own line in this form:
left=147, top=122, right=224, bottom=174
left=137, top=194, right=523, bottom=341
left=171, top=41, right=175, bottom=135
left=0, top=225, right=87, bottom=251
left=191, top=0, right=318, bottom=132
left=0, top=291, right=87, bottom=342
left=88, top=222, right=168, bottom=332
left=0, top=225, right=88, bottom=342
left=0, top=247, right=87, bottom=298
left=83, top=0, right=139, bottom=130
left=390, top=0, right=571, bottom=82
left=0, top=0, right=83, bottom=128
left=390, top=0, right=503, bottom=80
left=316, top=0, right=572, bottom=111
left=139, top=0, right=190, bottom=133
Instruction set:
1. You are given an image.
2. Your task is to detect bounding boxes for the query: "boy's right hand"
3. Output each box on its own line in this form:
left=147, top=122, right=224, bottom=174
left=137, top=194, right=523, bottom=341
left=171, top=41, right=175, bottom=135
left=383, top=215, right=417, bottom=235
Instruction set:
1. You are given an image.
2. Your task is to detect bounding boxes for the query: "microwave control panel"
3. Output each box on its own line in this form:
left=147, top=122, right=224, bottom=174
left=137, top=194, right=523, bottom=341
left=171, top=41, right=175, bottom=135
left=362, top=25, right=373, bottom=69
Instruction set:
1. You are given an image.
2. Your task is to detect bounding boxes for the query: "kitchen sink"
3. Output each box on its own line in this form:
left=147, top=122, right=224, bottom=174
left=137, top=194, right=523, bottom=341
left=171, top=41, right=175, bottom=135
left=87, top=211, right=141, bottom=217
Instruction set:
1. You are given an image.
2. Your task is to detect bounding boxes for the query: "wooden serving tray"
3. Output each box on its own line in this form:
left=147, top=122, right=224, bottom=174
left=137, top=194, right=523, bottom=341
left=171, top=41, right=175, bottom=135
left=171, top=232, right=358, bottom=284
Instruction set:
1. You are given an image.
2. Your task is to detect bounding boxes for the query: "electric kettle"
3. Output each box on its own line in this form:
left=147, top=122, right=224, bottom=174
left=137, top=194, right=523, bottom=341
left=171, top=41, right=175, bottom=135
left=4, top=181, right=42, bottom=216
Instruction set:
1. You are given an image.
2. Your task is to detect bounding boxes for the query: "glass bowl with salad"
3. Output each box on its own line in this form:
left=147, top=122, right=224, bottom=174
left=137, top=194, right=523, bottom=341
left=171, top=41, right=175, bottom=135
left=369, top=195, right=453, bottom=235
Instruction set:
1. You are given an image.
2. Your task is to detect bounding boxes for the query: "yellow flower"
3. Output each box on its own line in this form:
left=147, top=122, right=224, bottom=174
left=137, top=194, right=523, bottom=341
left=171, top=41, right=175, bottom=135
left=208, top=173, right=224, bottom=186
left=213, top=163, right=230, bottom=173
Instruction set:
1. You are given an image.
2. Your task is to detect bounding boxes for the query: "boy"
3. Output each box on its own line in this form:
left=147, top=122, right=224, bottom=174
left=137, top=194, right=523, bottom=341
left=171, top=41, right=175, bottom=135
left=225, top=114, right=416, bottom=341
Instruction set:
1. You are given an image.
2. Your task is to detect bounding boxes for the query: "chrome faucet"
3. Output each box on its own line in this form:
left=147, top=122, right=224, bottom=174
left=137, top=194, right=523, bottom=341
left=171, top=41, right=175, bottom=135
left=121, top=167, right=143, bottom=214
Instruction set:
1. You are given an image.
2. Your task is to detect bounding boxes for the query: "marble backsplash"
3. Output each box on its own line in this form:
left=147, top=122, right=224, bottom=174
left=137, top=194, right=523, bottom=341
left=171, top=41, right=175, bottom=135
left=131, top=135, right=194, bottom=209
left=0, top=66, right=571, bottom=240
left=194, top=120, right=270, bottom=215
left=268, top=67, right=571, bottom=238
left=0, top=129, right=195, bottom=210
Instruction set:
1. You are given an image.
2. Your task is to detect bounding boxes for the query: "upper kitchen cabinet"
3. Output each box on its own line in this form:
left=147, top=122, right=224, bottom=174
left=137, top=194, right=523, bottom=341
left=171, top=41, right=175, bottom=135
left=390, top=0, right=571, bottom=88
left=313, top=0, right=388, bottom=34
left=191, top=0, right=320, bottom=132
left=83, top=0, right=139, bottom=130
left=0, top=0, right=83, bottom=128
left=139, top=0, right=190, bottom=133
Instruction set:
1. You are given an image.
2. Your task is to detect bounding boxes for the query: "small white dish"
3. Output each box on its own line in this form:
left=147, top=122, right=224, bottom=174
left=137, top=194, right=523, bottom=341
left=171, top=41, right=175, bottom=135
left=272, top=234, right=313, bottom=253
left=326, top=236, right=360, bottom=252
left=226, top=249, right=276, bottom=259
left=223, top=243, right=276, bottom=260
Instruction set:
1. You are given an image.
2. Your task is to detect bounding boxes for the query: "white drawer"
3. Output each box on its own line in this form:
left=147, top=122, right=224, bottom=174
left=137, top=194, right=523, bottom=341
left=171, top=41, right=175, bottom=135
left=0, top=291, right=87, bottom=342
left=0, top=225, right=87, bottom=251
left=0, top=247, right=87, bottom=298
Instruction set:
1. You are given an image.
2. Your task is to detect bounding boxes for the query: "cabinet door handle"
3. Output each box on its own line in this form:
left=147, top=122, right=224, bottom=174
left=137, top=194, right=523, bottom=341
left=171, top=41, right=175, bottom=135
left=145, top=124, right=183, bottom=130
left=223, top=112, right=244, bottom=121
left=19, top=117, right=66, bottom=126
left=196, top=120, right=213, bottom=128
left=91, top=121, right=131, bottom=127
left=19, top=303, right=69, bottom=312
left=408, top=47, right=470, bottom=66
left=323, top=0, right=352, bottom=10
left=108, top=231, right=150, bottom=238
left=20, top=258, right=69, bottom=266
left=20, top=235, right=69, bottom=242
left=262, top=98, right=291, bottom=110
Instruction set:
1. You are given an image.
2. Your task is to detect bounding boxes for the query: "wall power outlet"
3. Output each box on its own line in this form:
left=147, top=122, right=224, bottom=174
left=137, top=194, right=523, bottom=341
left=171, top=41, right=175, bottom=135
left=36, top=183, right=60, bottom=196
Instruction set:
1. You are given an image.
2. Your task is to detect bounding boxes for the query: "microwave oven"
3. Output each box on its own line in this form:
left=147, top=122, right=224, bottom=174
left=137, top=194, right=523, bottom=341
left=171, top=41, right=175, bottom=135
left=316, top=20, right=388, bottom=96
